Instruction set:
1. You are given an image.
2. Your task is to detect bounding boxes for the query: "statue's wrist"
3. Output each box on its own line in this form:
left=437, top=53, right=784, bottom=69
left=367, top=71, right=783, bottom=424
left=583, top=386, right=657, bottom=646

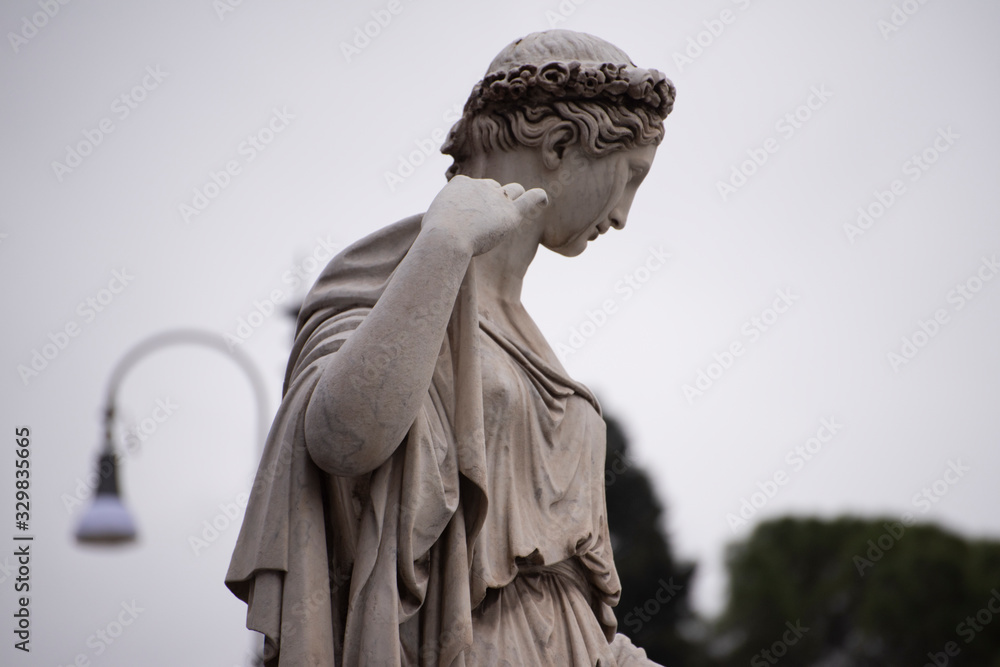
left=418, top=220, right=477, bottom=260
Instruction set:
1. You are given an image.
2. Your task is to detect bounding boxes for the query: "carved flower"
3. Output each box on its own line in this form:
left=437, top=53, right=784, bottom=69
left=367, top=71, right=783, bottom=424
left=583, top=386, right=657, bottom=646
left=578, top=68, right=606, bottom=96
left=655, top=79, right=677, bottom=116
left=488, top=78, right=509, bottom=100
left=605, top=80, right=629, bottom=95
left=516, top=64, right=538, bottom=80
left=627, top=72, right=654, bottom=101
left=508, top=77, right=527, bottom=99
left=538, top=62, right=571, bottom=92
left=484, top=71, right=506, bottom=88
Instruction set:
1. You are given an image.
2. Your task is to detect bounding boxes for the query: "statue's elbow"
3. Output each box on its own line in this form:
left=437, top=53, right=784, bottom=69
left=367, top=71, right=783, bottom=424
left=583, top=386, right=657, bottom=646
left=303, top=393, right=394, bottom=477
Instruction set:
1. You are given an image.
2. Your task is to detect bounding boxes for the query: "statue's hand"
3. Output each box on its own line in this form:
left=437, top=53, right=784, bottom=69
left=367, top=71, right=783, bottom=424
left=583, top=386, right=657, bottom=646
left=422, top=175, right=549, bottom=257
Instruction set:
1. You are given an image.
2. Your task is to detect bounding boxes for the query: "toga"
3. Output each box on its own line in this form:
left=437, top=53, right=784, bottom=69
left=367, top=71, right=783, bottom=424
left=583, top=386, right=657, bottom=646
left=226, top=215, right=658, bottom=666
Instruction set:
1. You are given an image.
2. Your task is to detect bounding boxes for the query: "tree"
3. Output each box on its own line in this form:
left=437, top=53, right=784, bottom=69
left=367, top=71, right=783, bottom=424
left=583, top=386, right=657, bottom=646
left=713, top=516, right=1000, bottom=666
left=604, top=414, right=705, bottom=665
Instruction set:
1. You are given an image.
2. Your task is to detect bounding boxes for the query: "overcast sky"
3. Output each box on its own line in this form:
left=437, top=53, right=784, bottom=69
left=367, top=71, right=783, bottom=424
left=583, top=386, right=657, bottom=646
left=2, top=1, right=999, bottom=665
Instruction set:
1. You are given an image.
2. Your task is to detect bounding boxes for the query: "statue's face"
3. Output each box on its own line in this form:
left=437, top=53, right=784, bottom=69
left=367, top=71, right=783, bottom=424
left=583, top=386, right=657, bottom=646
left=540, top=143, right=657, bottom=257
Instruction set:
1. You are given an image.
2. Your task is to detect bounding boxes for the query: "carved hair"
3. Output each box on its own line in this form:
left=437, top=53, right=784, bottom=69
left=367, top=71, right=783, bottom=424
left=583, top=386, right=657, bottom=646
left=442, top=30, right=676, bottom=179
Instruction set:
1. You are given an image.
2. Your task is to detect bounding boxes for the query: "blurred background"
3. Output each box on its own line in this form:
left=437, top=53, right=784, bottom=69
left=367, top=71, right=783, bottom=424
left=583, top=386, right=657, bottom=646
left=1, top=0, right=998, bottom=665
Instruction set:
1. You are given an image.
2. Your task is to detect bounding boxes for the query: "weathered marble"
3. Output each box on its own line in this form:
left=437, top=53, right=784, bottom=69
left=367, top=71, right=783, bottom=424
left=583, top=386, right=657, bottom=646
left=227, top=29, right=675, bottom=666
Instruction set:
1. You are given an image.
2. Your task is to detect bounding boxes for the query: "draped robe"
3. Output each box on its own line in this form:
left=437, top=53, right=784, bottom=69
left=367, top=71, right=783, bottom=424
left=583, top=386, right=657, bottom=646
left=226, top=215, right=657, bottom=666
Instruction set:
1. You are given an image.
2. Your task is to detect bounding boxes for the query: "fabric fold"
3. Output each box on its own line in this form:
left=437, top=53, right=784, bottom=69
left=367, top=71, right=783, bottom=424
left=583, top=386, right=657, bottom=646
left=226, top=214, right=629, bottom=666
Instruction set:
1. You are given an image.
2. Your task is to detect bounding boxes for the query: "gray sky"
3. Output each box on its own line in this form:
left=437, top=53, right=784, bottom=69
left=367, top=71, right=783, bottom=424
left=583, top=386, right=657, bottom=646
left=2, top=1, right=999, bottom=665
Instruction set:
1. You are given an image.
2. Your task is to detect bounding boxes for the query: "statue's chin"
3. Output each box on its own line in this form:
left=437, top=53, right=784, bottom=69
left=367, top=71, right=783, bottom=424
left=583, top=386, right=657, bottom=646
left=548, top=241, right=587, bottom=258
left=544, top=227, right=594, bottom=257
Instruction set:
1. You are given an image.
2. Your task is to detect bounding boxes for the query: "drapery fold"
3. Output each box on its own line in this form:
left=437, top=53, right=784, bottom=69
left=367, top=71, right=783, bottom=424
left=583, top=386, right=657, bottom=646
left=226, top=215, right=634, bottom=665
left=226, top=216, right=490, bottom=665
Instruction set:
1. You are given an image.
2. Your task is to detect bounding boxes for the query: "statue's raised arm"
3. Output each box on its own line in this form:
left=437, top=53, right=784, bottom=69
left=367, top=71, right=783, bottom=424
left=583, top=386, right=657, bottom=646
left=304, top=176, right=548, bottom=476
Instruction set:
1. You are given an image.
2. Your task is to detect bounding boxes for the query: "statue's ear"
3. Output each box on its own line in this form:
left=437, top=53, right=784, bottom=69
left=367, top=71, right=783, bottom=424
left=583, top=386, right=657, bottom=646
left=540, top=122, right=579, bottom=171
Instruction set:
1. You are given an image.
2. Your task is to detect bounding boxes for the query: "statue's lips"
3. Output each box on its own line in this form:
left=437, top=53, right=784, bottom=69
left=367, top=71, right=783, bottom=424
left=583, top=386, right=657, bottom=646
left=557, top=220, right=610, bottom=251
left=588, top=222, right=611, bottom=242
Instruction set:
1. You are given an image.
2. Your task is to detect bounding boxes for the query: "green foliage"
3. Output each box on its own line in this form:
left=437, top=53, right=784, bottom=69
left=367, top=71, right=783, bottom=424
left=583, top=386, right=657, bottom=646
left=604, top=415, right=706, bottom=665
left=714, top=516, right=1000, bottom=666
left=602, top=411, right=999, bottom=667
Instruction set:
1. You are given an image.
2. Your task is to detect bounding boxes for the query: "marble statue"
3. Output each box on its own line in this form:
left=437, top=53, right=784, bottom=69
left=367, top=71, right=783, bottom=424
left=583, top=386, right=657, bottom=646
left=226, top=29, right=676, bottom=666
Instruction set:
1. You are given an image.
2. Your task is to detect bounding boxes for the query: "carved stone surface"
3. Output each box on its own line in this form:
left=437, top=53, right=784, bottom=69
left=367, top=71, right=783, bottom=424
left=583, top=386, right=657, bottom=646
left=227, top=29, right=675, bottom=666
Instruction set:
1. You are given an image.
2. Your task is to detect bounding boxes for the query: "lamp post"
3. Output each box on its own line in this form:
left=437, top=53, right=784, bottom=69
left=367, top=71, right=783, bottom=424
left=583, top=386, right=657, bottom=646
left=74, top=328, right=270, bottom=544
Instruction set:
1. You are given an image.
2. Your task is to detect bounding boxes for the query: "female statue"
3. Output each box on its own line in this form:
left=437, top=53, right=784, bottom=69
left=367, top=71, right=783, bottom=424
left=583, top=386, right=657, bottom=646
left=226, top=29, right=676, bottom=666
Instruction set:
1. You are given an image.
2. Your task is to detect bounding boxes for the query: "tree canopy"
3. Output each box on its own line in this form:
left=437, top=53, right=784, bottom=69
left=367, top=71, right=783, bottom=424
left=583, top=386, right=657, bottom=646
left=714, top=516, right=1000, bottom=666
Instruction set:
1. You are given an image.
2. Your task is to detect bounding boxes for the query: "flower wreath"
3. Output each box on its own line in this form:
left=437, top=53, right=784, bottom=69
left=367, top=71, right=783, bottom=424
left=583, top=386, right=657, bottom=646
left=466, top=60, right=676, bottom=119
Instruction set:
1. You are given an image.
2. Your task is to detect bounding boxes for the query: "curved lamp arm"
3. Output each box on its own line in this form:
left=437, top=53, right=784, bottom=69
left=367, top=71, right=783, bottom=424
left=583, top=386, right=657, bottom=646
left=100, top=328, right=270, bottom=457
left=77, top=328, right=271, bottom=545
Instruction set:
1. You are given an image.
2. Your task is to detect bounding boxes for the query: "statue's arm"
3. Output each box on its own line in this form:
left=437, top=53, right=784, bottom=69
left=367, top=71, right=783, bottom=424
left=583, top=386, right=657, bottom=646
left=303, top=176, right=547, bottom=476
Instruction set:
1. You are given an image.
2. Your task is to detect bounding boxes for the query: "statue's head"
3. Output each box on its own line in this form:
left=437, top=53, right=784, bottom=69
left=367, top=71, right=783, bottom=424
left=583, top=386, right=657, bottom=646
left=441, top=30, right=676, bottom=180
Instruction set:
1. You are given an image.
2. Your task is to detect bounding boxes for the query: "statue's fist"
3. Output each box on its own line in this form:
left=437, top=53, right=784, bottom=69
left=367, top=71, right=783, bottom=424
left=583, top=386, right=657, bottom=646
left=423, top=176, right=549, bottom=256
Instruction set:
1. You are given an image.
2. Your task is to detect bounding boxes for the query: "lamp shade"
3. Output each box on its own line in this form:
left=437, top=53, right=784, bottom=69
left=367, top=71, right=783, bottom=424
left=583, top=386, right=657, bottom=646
left=75, top=494, right=137, bottom=544
left=74, top=452, right=137, bottom=544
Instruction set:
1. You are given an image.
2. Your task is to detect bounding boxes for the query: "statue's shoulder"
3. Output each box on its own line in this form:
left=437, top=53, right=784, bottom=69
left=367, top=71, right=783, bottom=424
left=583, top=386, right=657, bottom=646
left=331, top=214, right=425, bottom=267
left=298, top=214, right=426, bottom=320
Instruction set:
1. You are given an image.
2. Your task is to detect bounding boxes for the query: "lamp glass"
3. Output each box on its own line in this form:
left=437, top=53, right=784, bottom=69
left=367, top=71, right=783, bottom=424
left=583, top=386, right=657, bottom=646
left=75, top=493, right=138, bottom=544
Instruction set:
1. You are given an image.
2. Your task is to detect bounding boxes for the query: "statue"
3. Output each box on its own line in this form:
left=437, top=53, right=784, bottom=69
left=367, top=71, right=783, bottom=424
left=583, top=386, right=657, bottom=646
left=226, top=29, right=676, bottom=666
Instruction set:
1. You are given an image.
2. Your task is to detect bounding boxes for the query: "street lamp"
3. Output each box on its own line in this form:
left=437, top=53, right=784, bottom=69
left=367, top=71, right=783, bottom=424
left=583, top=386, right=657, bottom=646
left=75, top=328, right=270, bottom=545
